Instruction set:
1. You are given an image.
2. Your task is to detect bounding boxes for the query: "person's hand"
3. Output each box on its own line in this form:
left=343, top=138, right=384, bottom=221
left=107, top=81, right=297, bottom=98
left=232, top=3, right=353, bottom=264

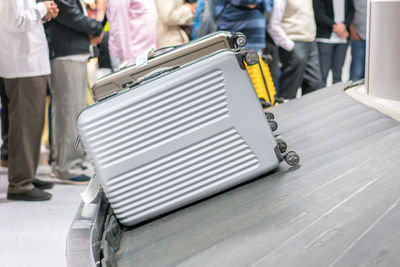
left=350, top=30, right=360, bottom=40
left=247, top=4, right=256, bottom=8
left=44, top=13, right=52, bottom=22
left=185, top=3, right=197, bottom=15
left=45, top=6, right=59, bottom=21
left=89, top=32, right=104, bottom=45
left=339, top=30, right=349, bottom=39
left=42, top=1, right=59, bottom=21
left=50, top=4, right=59, bottom=19
left=332, top=23, right=347, bottom=36
left=349, top=23, right=361, bottom=40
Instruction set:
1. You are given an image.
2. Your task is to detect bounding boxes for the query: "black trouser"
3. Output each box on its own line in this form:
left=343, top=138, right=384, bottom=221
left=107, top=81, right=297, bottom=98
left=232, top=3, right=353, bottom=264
left=317, top=42, right=348, bottom=87
left=0, top=78, right=8, bottom=161
left=264, top=32, right=280, bottom=86
left=278, top=41, right=324, bottom=99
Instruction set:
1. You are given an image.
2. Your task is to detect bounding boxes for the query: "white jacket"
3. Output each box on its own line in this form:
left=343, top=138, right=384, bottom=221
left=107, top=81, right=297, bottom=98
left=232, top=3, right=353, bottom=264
left=0, top=0, right=50, bottom=78
left=155, top=0, right=193, bottom=48
left=267, top=0, right=316, bottom=51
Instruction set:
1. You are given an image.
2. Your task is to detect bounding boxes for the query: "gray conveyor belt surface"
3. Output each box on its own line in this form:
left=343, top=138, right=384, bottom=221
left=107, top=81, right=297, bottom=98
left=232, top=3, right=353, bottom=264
left=116, top=83, right=400, bottom=267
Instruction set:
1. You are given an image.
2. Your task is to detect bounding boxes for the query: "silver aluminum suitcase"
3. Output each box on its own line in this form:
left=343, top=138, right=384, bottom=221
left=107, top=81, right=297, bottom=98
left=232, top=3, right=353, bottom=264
left=77, top=50, right=283, bottom=227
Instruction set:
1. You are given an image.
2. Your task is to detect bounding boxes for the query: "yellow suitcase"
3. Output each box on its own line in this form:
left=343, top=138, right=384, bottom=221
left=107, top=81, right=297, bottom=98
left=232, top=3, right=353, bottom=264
left=245, top=53, right=276, bottom=106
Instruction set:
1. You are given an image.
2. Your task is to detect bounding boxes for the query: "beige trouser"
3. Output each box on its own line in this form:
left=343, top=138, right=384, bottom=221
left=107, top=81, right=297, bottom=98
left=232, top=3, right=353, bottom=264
left=4, top=76, right=47, bottom=193
left=50, top=59, right=87, bottom=179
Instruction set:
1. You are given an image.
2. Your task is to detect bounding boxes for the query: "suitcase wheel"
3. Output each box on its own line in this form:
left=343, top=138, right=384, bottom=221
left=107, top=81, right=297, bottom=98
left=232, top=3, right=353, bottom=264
left=236, top=35, right=248, bottom=47
left=276, top=139, right=287, bottom=153
left=284, top=151, right=300, bottom=166
left=269, top=120, right=278, bottom=132
left=245, top=51, right=259, bottom=66
left=265, top=112, right=274, bottom=120
left=259, top=98, right=271, bottom=109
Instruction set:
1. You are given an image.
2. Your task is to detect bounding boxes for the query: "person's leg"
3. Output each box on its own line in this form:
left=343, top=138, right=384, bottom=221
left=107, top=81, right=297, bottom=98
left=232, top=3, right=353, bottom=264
left=0, top=78, right=9, bottom=164
left=278, top=42, right=307, bottom=99
left=330, top=43, right=348, bottom=84
left=317, top=42, right=334, bottom=87
left=302, top=41, right=324, bottom=95
left=264, top=40, right=280, bottom=86
left=350, top=39, right=366, bottom=81
left=4, top=76, right=51, bottom=199
left=48, top=85, right=53, bottom=165
left=50, top=59, right=88, bottom=181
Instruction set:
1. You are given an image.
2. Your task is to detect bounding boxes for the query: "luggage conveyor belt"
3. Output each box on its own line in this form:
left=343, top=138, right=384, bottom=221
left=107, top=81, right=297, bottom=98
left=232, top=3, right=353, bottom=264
left=69, top=83, right=400, bottom=267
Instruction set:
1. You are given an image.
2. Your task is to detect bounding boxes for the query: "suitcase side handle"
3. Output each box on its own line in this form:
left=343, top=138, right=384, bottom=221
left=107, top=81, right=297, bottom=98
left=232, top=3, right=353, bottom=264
left=134, top=66, right=180, bottom=86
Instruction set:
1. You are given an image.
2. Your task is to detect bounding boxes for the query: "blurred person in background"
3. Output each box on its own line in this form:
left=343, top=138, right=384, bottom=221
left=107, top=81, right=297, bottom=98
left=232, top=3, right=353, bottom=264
left=216, top=0, right=273, bottom=52
left=106, top=0, right=158, bottom=70
left=155, top=0, right=196, bottom=47
left=264, top=32, right=280, bottom=86
left=349, top=0, right=367, bottom=81
left=86, top=0, right=111, bottom=70
left=268, top=0, right=324, bottom=100
left=314, top=0, right=354, bottom=87
left=45, top=0, right=103, bottom=185
left=264, top=4, right=280, bottom=87
left=0, top=0, right=58, bottom=201
left=87, top=0, right=106, bottom=21
left=192, top=0, right=217, bottom=40
left=0, top=78, right=8, bottom=168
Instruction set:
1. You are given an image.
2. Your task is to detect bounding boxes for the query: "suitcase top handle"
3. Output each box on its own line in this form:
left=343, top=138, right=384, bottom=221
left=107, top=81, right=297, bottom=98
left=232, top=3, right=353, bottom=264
left=148, top=45, right=184, bottom=59
left=131, top=49, right=252, bottom=91
left=147, top=32, right=248, bottom=60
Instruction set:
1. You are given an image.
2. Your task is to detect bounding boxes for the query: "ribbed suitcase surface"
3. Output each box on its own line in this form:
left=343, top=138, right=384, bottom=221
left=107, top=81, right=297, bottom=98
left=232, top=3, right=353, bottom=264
left=77, top=50, right=280, bottom=226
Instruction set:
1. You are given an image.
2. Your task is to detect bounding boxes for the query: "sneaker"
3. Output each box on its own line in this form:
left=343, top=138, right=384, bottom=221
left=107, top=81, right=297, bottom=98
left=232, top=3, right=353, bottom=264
left=33, top=179, right=54, bottom=190
left=275, top=97, right=289, bottom=104
left=7, top=187, right=52, bottom=201
left=52, top=174, right=91, bottom=185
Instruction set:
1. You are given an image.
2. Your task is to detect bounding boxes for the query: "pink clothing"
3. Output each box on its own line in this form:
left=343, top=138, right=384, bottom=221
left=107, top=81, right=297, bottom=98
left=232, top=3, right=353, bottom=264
left=106, top=0, right=158, bottom=66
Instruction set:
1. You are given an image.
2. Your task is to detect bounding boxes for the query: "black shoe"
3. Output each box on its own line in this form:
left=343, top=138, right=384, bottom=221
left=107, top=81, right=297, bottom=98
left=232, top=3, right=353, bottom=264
left=7, top=187, right=52, bottom=201
left=33, top=179, right=54, bottom=190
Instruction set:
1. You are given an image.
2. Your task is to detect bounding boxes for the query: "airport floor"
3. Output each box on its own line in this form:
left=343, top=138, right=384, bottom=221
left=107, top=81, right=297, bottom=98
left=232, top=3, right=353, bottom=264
left=0, top=149, right=90, bottom=267
left=0, top=67, right=108, bottom=267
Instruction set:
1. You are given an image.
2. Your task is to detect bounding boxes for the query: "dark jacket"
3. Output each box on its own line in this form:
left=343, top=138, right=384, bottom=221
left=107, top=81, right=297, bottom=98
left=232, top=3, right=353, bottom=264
left=313, top=0, right=355, bottom=39
left=45, top=0, right=103, bottom=59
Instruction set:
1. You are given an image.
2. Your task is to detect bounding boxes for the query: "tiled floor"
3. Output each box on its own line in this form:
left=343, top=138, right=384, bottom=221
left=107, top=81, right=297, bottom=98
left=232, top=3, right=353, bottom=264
left=0, top=151, right=88, bottom=267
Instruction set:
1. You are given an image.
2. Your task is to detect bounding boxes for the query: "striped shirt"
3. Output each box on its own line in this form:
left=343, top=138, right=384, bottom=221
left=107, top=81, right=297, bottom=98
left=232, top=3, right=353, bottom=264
left=216, top=0, right=273, bottom=50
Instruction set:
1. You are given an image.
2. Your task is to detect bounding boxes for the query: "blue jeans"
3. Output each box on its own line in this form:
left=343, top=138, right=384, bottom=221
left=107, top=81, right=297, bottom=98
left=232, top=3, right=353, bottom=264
left=350, top=40, right=366, bottom=81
